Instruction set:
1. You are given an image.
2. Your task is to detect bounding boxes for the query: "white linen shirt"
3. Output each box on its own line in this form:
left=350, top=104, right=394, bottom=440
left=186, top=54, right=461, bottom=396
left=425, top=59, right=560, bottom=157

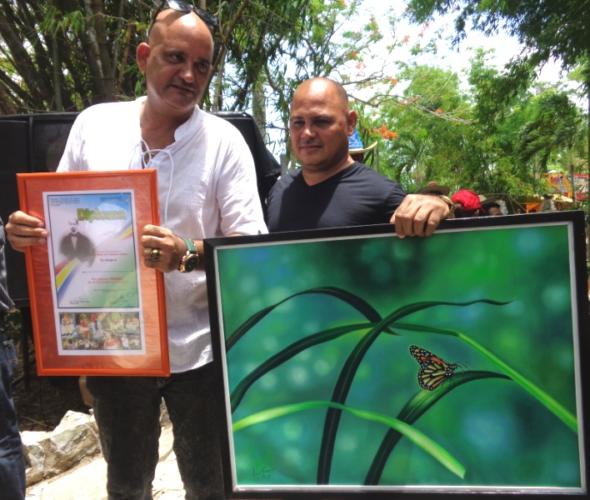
left=58, top=97, right=267, bottom=372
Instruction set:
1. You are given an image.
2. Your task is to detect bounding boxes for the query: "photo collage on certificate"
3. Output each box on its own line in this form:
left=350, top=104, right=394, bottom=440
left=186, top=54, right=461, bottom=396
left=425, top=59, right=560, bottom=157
left=43, top=190, right=145, bottom=355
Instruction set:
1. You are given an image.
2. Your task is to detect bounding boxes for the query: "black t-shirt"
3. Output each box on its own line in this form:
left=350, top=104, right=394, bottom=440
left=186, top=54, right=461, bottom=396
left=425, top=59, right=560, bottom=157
left=266, top=162, right=406, bottom=232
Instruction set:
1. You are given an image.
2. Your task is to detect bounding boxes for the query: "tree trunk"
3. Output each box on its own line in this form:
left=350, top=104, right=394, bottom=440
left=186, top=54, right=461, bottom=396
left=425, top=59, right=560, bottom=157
left=50, top=35, right=64, bottom=111
left=212, top=60, right=224, bottom=111
left=252, top=73, right=266, bottom=139
left=82, top=0, right=115, bottom=102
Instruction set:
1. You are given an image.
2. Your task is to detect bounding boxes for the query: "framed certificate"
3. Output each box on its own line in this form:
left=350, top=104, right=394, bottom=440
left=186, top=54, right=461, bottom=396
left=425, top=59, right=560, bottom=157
left=205, top=211, right=589, bottom=498
left=17, top=170, right=169, bottom=376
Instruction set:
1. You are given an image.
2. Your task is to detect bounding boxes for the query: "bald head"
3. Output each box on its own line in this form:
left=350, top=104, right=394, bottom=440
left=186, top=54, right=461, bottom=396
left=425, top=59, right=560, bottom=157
left=292, top=77, right=349, bottom=111
left=148, top=9, right=213, bottom=59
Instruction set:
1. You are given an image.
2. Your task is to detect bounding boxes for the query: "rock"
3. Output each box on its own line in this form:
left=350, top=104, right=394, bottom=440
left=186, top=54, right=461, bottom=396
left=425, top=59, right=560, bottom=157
left=22, top=410, right=100, bottom=486
left=25, top=415, right=182, bottom=499
left=21, top=431, right=51, bottom=485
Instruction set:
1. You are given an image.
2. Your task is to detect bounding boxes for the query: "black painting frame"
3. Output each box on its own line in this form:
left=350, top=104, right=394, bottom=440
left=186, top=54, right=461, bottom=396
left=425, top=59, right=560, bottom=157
left=205, top=210, right=589, bottom=499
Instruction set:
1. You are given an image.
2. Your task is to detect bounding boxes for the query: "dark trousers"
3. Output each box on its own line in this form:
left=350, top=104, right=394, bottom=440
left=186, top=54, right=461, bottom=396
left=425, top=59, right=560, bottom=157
left=87, top=363, right=225, bottom=500
left=0, top=336, right=25, bottom=500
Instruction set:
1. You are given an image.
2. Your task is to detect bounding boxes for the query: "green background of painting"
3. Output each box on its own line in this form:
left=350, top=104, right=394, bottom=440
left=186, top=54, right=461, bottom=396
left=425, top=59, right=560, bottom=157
left=216, top=224, right=581, bottom=488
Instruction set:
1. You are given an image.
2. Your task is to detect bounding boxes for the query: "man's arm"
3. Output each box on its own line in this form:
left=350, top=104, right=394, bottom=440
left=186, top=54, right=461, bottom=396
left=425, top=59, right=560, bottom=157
left=141, top=121, right=267, bottom=274
left=391, top=194, right=453, bottom=238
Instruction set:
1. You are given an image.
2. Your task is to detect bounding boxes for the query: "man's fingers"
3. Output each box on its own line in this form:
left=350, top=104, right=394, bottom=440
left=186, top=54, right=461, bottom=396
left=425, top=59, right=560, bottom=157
left=7, top=234, right=47, bottom=251
left=393, top=213, right=414, bottom=238
left=142, top=224, right=172, bottom=238
left=422, top=212, right=441, bottom=237
left=392, top=198, right=422, bottom=237
left=392, top=195, right=449, bottom=238
left=140, top=227, right=185, bottom=272
left=5, top=211, right=47, bottom=250
left=8, top=210, right=43, bottom=226
left=398, top=213, right=427, bottom=237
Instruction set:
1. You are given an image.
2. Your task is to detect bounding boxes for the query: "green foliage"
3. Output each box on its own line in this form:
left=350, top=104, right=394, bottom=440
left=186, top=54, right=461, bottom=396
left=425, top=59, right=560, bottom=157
left=359, top=65, right=479, bottom=190
left=403, top=0, right=589, bottom=211
left=0, top=0, right=378, bottom=121
left=0, top=1, right=151, bottom=112
left=355, top=55, right=586, bottom=198
left=518, top=90, right=585, bottom=172
left=1, top=1, right=587, bottom=202
left=41, top=6, right=86, bottom=35
left=220, top=0, right=381, bottom=150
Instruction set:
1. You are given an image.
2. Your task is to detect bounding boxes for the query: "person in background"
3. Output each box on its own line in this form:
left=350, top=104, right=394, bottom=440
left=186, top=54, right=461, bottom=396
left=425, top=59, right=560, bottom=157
left=451, top=188, right=482, bottom=218
left=541, top=194, right=556, bottom=212
left=266, top=77, right=452, bottom=235
left=348, top=128, right=378, bottom=163
left=481, top=199, right=503, bottom=216
left=0, top=216, right=25, bottom=500
left=5, top=4, right=266, bottom=499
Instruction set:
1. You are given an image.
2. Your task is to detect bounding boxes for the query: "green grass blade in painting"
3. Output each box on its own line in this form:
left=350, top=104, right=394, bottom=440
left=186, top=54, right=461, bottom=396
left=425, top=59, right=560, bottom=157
left=233, top=400, right=466, bottom=479
left=460, top=332, right=578, bottom=432
left=317, top=299, right=508, bottom=484
left=230, top=322, right=382, bottom=412
left=365, top=370, right=510, bottom=484
left=394, top=322, right=578, bottom=433
left=225, top=287, right=385, bottom=351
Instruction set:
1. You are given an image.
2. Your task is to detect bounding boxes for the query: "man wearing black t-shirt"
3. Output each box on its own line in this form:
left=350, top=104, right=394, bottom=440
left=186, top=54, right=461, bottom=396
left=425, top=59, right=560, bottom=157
left=266, top=77, right=452, bottom=234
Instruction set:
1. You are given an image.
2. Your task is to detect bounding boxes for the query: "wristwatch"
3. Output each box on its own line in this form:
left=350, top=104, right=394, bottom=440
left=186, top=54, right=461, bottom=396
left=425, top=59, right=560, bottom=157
left=178, top=238, right=199, bottom=273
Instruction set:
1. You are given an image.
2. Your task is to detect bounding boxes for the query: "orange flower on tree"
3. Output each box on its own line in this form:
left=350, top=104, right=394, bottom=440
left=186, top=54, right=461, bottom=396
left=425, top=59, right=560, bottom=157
left=374, top=125, right=398, bottom=140
left=375, top=125, right=387, bottom=137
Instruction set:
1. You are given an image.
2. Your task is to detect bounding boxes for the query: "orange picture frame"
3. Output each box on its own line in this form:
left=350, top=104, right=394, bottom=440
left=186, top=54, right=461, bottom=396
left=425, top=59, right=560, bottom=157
left=17, top=170, right=169, bottom=376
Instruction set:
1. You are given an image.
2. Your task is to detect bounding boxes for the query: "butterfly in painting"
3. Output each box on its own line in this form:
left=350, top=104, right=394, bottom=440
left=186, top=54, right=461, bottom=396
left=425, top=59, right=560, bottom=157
left=409, top=345, right=458, bottom=391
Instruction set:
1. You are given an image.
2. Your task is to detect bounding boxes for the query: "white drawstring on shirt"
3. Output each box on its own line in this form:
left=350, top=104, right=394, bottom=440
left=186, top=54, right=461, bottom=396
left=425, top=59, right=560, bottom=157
left=139, top=139, right=176, bottom=226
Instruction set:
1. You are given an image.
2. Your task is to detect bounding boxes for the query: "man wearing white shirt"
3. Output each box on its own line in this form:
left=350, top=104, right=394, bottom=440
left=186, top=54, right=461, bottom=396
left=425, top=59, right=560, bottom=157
left=6, top=4, right=266, bottom=499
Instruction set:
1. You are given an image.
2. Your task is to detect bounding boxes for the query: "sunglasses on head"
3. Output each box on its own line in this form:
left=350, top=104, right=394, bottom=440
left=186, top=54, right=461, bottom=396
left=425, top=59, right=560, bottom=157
left=149, top=0, right=218, bottom=35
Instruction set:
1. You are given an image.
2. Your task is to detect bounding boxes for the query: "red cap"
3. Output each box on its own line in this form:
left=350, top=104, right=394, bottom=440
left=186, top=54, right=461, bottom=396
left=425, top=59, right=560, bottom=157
left=451, top=189, right=481, bottom=211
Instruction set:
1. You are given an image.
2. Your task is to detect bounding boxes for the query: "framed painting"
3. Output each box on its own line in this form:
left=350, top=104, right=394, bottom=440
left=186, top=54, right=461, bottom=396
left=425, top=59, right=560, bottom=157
left=205, top=210, right=589, bottom=498
left=17, top=170, right=169, bottom=376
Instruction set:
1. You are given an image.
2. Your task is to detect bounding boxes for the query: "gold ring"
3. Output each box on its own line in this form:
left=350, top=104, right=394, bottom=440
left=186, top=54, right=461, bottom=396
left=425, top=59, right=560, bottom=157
left=149, top=248, right=161, bottom=261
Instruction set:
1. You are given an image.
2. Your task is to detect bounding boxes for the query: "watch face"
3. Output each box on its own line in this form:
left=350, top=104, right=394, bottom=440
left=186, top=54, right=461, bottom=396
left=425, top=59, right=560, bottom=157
left=183, top=253, right=199, bottom=272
